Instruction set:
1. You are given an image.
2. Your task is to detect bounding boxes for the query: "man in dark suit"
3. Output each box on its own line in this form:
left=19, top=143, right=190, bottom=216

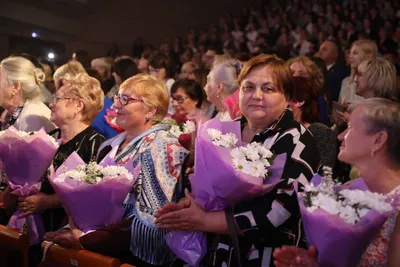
left=316, top=40, right=350, bottom=102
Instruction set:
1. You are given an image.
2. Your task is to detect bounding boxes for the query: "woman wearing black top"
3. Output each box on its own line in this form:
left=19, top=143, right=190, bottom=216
left=156, top=54, right=321, bottom=267
left=16, top=73, right=105, bottom=232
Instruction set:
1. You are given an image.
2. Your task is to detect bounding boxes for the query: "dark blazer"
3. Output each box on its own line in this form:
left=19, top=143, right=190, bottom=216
left=327, top=64, right=350, bottom=102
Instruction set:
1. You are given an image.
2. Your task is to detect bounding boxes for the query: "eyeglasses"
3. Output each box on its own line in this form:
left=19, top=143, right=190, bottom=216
left=171, top=96, right=189, bottom=104
left=114, top=94, right=143, bottom=106
left=52, top=94, right=72, bottom=104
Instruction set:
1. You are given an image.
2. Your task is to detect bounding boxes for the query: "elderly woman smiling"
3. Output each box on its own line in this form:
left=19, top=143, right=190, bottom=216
left=17, top=73, right=106, bottom=232
left=46, top=74, right=189, bottom=267
left=156, top=54, right=321, bottom=267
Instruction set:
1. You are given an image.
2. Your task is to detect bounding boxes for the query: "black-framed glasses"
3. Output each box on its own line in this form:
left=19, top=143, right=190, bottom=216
left=171, top=96, right=189, bottom=104
left=114, top=94, right=143, bottom=106
left=52, top=94, right=72, bottom=104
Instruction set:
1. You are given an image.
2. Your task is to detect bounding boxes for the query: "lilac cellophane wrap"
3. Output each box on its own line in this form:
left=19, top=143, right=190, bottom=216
left=297, top=175, right=392, bottom=267
left=167, top=118, right=287, bottom=266
left=0, top=127, right=58, bottom=245
left=49, top=152, right=140, bottom=232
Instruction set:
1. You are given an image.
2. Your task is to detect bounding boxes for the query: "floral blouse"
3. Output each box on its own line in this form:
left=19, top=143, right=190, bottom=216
left=358, top=185, right=400, bottom=267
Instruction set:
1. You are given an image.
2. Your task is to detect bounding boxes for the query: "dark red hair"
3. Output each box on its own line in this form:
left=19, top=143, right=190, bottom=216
left=292, top=76, right=320, bottom=124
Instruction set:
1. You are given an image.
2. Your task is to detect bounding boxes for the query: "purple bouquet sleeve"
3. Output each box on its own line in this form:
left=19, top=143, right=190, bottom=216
left=0, top=127, right=58, bottom=186
left=0, top=127, right=58, bottom=244
left=297, top=175, right=391, bottom=267
left=166, top=118, right=287, bottom=266
left=49, top=152, right=140, bottom=232
left=7, top=182, right=46, bottom=245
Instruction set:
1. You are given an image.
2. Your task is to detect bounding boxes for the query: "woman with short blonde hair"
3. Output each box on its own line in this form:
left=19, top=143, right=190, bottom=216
left=61, top=73, right=104, bottom=124
left=356, top=58, right=398, bottom=101
left=10, top=73, right=105, bottom=240
left=53, top=61, right=86, bottom=90
left=119, top=74, right=169, bottom=124
left=45, top=74, right=189, bottom=267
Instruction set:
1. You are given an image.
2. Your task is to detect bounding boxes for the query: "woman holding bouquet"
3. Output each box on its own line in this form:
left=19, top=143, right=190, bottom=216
left=46, top=74, right=189, bottom=267
left=273, top=98, right=400, bottom=267
left=156, top=54, right=321, bottom=267
left=0, top=56, right=56, bottom=226
left=16, top=73, right=105, bottom=232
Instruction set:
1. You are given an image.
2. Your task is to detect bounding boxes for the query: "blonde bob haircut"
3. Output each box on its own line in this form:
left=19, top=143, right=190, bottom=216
left=120, top=74, right=169, bottom=124
left=357, top=58, right=398, bottom=101
left=53, top=61, right=86, bottom=85
left=62, top=73, right=104, bottom=124
left=350, top=98, right=400, bottom=166
left=0, top=56, right=45, bottom=100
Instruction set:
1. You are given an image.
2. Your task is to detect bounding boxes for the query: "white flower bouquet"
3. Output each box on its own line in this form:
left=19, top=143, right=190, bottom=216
left=0, top=126, right=59, bottom=244
left=168, top=120, right=196, bottom=138
left=167, top=117, right=287, bottom=266
left=297, top=167, right=394, bottom=267
left=49, top=152, right=140, bottom=231
left=208, top=129, right=274, bottom=179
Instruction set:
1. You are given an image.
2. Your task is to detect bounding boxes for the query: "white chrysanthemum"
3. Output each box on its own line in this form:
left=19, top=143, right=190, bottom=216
left=231, top=147, right=245, bottom=160
left=339, top=189, right=392, bottom=213
left=314, top=193, right=341, bottom=215
left=54, top=162, right=133, bottom=185
left=357, top=208, right=370, bottom=218
left=162, top=117, right=178, bottom=127
left=257, top=145, right=273, bottom=158
left=55, top=169, right=86, bottom=183
left=225, top=133, right=238, bottom=147
left=183, top=121, right=196, bottom=134
left=230, top=142, right=273, bottom=179
left=169, top=125, right=182, bottom=138
left=0, top=129, right=59, bottom=147
left=102, top=165, right=134, bottom=182
left=304, top=172, right=393, bottom=225
left=339, top=205, right=359, bottom=224
left=207, top=128, right=222, bottom=140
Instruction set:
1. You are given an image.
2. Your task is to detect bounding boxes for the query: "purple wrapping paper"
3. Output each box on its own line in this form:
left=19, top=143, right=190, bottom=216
left=166, top=118, right=287, bottom=266
left=0, top=127, right=58, bottom=244
left=297, top=175, right=392, bottom=267
left=7, top=182, right=46, bottom=245
left=0, top=127, right=58, bottom=186
left=49, top=152, right=140, bottom=232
